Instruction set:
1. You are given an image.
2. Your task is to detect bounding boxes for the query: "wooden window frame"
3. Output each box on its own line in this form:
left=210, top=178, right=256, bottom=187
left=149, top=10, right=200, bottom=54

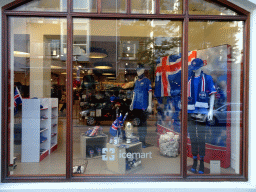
left=1, top=0, right=250, bottom=182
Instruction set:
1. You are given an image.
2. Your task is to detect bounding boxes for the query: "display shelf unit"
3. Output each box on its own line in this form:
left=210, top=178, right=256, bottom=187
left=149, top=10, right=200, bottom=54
left=21, top=98, right=58, bottom=162
left=105, top=142, right=142, bottom=174
left=80, top=134, right=108, bottom=159
left=50, top=98, right=58, bottom=154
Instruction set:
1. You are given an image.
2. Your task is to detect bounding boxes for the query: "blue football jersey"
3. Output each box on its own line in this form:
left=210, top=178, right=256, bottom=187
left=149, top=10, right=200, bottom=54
left=188, top=73, right=216, bottom=114
left=133, top=78, right=152, bottom=110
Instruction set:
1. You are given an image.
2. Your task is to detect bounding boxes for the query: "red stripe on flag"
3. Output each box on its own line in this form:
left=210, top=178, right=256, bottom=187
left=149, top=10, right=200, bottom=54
left=155, top=51, right=197, bottom=97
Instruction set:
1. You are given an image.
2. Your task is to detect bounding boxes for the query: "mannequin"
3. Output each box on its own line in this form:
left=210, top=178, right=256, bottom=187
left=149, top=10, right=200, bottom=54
left=130, top=64, right=152, bottom=148
left=188, top=58, right=216, bottom=174
left=80, top=69, right=95, bottom=99
left=81, top=69, right=95, bottom=91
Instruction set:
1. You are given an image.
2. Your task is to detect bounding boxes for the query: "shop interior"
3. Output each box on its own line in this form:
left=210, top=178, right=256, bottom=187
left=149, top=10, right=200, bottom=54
left=10, top=16, right=243, bottom=176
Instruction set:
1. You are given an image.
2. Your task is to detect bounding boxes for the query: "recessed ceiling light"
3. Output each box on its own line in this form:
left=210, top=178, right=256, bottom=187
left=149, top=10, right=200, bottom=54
left=14, top=51, right=30, bottom=58
left=102, top=73, right=115, bottom=76
left=51, top=66, right=62, bottom=69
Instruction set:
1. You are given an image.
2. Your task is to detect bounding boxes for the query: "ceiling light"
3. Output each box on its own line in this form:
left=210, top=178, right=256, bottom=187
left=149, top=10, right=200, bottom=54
left=61, top=72, right=79, bottom=75
left=89, top=52, right=107, bottom=59
left=103, top=73, right=115, bottom=76
left=14, top=51, right=30, bottom=58
left=94, top=62, right=112, bottom=70
left=89, top=47, right=108, bottom=59
left=102, top=70, right=115, bottom=76
left=51, top=66, right=62, bottom=69
left=80, top=47, right=108, bottom=59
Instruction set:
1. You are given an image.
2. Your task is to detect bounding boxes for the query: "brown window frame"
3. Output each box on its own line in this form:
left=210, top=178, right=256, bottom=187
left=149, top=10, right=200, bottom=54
left=1, top=0, right=250, bottom=182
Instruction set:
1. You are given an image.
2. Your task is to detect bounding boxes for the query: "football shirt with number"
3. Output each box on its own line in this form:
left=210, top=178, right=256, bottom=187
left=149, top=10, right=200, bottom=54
left=133, top=78, right=152, bottom=110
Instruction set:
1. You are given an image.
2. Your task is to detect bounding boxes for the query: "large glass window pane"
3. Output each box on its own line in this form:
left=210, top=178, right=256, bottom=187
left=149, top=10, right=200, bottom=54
left=187, top=21, right=243, bottom=175
left=131, top=0, right=155, bottom=14
left=102, top=0, right=126, bottom=13
left=72, top=19, right=182, bottom=175
left=160, top=0, right=183, bottom=14
left=73, top=0, right=97, bottom=12
left=9, top=17, right=67, bottom=175
left=189, top=0, right=238, bottom=15
left=13, top=0, right=67, bottom=12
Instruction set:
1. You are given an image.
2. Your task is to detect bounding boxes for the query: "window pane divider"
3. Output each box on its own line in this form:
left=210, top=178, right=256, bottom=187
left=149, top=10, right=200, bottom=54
left=97, top=0, right=102, bottom=14
left=71, top=13, right=185, bottom=19
left=181, top=0, right=189, bottom=179
left=156, top=0, right=160, bottom=15
left=3, top=11, right=247, bottom=22
left=4, top=11, right=68, bottom=17
left=127, top=0, right=131, bottom=14
left=241, top=16, right=250, bottom=180
left=188, top=15, right=247, bottom=21
left=66, top=0, right=73, bottom=180
left=1, top=12, right=9, bottom=181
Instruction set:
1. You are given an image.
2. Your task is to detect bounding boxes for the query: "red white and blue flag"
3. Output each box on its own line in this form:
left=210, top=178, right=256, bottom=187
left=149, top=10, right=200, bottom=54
left=109, top=118, right=119, bottom=136
left=109, top=113, right=128, bottom=137
left=14, top=87, right=22, bottom=112
left=86, top=126, right=101, bottom=137
left=155, top=51, right=197, bottom=98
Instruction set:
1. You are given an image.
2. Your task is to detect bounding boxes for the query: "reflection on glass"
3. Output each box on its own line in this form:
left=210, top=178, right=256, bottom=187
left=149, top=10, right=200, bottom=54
left=160, top=0, right=182, bottom=14
left=72, top=19, right=182, bottom=175
left=187, top=21, right=243, bottom=175
left=189, top=0, right=238, bottom=15
left=102, top=0, right=126, bottom=13
left=10, top=17, right=67, bottom=175
left=13, top=0, right=67, bottom=12
left=131, top=0, right=155, bottom=14
left=73, top=0, right=97, bottom=12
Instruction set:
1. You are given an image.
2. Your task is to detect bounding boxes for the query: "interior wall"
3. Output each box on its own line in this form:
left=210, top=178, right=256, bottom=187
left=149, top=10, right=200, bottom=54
left=12, top=18, right=65, bottom=98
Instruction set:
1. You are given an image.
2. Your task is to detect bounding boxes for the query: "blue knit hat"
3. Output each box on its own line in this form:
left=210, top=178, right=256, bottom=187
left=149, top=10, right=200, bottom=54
left=190, top=58, right=204, bottom=71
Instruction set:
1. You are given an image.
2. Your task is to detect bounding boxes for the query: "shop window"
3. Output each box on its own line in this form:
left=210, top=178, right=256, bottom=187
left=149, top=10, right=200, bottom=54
left=73, top=0, right=97, bottom=12
left=189, top=0, right=238, bottom=15
left=102, top=0, right=126, bottom=13
left=131, top=0, right=155, bottom=14
left=160, top=0, right=183, bottom=14
left=72, top=19, right=182, bottom=175
left=13, top=0, right=67, bottom=12
left=187, top=21, right=243, bottom=175
left=2, top=0, right=249, bottom=181
left=9, top=17, right=67, bottom=176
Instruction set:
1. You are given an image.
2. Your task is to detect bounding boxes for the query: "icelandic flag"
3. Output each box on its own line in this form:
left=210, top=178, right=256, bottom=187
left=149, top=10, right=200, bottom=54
left=155, top=51, right=197, bottom=98
left=109, top=113, right=128, bottom=137
left=14, top=87, right=22, bottom=113
left=109, top=114, right=122, bottom=137
left=86, top=126, right=102, bottom=137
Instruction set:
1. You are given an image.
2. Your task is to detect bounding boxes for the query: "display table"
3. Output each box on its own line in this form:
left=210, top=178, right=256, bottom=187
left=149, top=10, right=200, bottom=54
left=105, top=142, right=142, bottom=174
left=80, top=134, right=108, bottom=158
